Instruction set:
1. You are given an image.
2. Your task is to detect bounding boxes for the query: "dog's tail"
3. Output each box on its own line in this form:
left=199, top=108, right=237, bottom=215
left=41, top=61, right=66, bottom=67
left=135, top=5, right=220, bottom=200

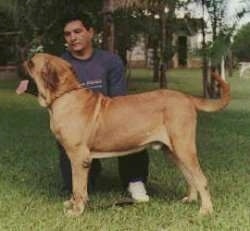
left=190, top=71, right=231, bottom=112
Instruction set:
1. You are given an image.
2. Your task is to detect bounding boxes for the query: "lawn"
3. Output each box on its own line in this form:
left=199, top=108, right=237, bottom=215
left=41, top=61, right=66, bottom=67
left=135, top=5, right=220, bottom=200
left=0, top=69, right=250, bottom=231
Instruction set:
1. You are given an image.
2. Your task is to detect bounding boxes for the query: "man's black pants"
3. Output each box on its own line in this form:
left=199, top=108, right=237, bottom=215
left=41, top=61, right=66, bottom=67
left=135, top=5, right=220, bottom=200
left=58, top=142, right=149, bottom=192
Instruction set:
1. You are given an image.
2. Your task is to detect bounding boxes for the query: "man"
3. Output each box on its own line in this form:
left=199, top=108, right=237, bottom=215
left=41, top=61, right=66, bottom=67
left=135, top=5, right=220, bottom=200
left=59, top=12, right=150, bottom=202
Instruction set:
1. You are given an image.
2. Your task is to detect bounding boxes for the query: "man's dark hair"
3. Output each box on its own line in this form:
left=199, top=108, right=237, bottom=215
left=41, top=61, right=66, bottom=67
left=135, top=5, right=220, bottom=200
left=62, top=11, right=95, bottom=30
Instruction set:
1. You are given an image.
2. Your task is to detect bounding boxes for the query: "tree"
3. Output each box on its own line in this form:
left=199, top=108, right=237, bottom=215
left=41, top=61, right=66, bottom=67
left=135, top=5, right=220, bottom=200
left=0, top=0, right=102, bottom=62
left=112, top=0, right=191, bottom=88
left=194, top=0, right=247, bottom=97
left=0, top=6, right=18, bottom=64
left=232, top=22, right=250, bottom=61
left=200, top=0, right=210, bottom=97
left=102, top=0, right=115, bottom=52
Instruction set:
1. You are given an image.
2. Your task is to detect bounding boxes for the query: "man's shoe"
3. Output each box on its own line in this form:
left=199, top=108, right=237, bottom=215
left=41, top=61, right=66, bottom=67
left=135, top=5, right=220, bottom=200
left=127, top=181, right=149, bottom=202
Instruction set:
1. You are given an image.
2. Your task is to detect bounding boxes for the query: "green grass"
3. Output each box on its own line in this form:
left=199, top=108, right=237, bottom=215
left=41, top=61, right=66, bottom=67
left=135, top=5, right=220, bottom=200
left=1, top=69, right=250, bottom=231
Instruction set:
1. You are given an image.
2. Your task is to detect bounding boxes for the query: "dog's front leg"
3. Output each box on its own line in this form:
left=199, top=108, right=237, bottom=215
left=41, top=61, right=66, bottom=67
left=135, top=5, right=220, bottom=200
left=64, top=149, right=91, bottom=217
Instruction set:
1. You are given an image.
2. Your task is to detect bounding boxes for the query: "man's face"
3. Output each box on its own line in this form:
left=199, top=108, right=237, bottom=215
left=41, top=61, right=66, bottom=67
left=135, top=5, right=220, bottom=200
left=64, top=20, right=94, bottom=53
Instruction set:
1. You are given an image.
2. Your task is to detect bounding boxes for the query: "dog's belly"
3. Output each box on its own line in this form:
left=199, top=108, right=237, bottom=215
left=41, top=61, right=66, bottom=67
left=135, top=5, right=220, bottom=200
left=91, top=122, right=170, bottom=154
left=91, top=142, right=163, bottom=159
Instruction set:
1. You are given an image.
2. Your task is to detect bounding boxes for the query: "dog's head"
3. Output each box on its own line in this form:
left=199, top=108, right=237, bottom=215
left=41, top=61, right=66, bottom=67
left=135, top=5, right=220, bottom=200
left=23, top=53, right=79, bottom=107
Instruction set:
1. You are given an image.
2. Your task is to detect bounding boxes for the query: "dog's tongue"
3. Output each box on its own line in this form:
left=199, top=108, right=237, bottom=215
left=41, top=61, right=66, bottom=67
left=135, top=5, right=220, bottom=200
left=16, top=80, right=29, bottom=95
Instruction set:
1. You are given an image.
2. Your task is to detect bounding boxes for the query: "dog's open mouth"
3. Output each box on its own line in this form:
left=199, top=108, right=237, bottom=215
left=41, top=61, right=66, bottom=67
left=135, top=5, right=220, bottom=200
left=16, top=80, right=29, bottom=95
left=16, top=78, right=38, bottom=96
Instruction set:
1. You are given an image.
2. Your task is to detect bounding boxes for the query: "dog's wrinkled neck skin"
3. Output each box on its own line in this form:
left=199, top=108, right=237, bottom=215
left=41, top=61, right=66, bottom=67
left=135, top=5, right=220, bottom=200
left=46, top=86, right=83, bottom=110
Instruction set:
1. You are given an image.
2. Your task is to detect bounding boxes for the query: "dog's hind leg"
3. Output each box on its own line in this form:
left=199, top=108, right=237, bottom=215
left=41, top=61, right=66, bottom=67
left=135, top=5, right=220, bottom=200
left=170, top=136, right=213, bottom=215
left=164, top=146, right=198, bottom=203
left=179, top=165, right=198, bottom=203
left=175, top=162, right=198, bottom=203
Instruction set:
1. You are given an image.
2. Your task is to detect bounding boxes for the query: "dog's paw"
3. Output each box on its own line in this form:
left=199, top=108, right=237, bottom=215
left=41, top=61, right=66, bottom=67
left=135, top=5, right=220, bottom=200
left=63, top=200, right=74, bottom=209
left=65, top=207, right=84, bottom=217
left=64, top=204, right=85, bottom=217
left=181, top=195, right=198, bottom=203
left=199, top=206, right=213, bottom=216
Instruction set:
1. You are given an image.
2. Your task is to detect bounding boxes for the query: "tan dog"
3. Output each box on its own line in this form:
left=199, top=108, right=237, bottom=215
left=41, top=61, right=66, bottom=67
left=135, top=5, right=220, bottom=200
left=20, top=53, right=230, bottom=217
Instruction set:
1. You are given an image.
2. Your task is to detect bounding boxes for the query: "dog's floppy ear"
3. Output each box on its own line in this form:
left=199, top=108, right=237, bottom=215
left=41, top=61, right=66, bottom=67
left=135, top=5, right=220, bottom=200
left=41, top=59, right=59, bottom=91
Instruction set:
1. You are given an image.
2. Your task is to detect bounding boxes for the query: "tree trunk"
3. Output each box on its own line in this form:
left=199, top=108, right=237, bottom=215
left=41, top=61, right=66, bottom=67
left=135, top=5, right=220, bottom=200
left=221, top=56, right=225, bottom=80
left=152, top=41, right=159, bottom=82
left=103, top=0, right=115, bottom=52
left=228, top=49, right=233, bottom=77
left=159, top=7, right=167, bottom=88
left=212, top=0, right=218, bottom=41
left=201, top=0, right=209, bottom=98
left=202, top=56, right=209, bottom=98
left=159, top=63, right=167, bottom=88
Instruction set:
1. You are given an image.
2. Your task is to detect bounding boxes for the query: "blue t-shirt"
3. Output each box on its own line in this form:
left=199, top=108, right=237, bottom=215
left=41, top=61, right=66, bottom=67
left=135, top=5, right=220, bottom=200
left=61, top=49, right=127, bottom=97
